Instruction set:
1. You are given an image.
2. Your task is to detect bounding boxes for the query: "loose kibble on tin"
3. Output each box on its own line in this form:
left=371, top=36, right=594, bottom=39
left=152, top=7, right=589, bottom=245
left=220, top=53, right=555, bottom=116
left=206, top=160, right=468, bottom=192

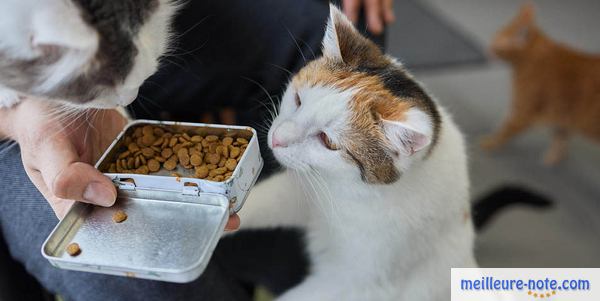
left=105, top=125, right=251, bottom=182
left=66, top=243, right=81, bottom=256
left=113, top=210, right=128, bottom=223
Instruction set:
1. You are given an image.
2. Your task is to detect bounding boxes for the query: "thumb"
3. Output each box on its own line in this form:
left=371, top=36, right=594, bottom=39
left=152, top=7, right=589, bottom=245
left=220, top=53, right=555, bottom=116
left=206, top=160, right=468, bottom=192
left=38, top=136, right=116, bottom=207
left=52, top=162, right=117, bottom=207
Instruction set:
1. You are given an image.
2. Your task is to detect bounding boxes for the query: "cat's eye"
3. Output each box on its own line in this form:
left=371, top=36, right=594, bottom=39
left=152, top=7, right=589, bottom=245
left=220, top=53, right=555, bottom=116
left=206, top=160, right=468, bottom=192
left=295, top=93, right=301, bottom=107
left=319, top=132, right=340, bottom=151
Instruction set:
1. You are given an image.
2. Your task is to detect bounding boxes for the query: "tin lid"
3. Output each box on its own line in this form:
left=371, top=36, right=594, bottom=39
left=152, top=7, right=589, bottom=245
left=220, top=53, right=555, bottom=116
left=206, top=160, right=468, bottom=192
left=42, top=189, right=229, bottom=282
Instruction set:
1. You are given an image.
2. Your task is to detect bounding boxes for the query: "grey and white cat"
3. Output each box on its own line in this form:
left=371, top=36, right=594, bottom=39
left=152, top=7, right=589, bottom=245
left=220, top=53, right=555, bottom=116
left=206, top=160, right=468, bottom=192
left=239, top=6, right=476, bottom=301
left=0, top=0, right=176, bottom=108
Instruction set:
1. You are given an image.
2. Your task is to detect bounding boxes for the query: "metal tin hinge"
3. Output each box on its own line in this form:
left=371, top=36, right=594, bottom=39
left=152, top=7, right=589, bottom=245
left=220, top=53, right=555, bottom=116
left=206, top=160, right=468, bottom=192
left=114, top=178, right=136, bottom=190
left=182, top=183, right=200, bottom=196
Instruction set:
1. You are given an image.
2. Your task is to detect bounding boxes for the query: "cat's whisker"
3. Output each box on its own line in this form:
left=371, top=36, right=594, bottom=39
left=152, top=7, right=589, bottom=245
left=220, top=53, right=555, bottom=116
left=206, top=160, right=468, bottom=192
left=283, top=24, right=307, bottom=63
left=241, top=76, right=280, bottom=122
left=168, top=15, right=212, bottom=42
left=268, top=63, right=293, bottom=77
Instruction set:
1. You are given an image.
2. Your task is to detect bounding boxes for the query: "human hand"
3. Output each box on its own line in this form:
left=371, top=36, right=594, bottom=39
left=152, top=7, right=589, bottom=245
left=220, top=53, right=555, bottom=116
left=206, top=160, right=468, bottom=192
left=6, top=100, right=126, bottom=218
left=4, top=99, right=241, bottom=229
left=342, top=0, right=395, bottom=35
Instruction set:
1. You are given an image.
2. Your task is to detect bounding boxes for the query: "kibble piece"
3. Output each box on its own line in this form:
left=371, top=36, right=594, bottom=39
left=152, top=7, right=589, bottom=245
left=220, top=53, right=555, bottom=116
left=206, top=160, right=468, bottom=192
left=161, top=137, right=170, bottom=148
left=154, top=156, right=166, bottom=163
left=205, top=135, right=219, bottom=142
left=209, top=167, right=227, bottom=177
left=222, top=137, right=234, bottom=146
left=206, top=164, right=217, bottom=170
left=133, top=127, right=143, bottom=138
left=113, top=210, right=128, bottom=223
left=195, top=165, right=209, bottom=178
left=118, top=151, right=131, bottom=159
left=190, top=154, right=203, bottom=166
left=152, top=137, right=164, bottom=147
left=136, top=165, right=149, bottom=174
left=178, top=148, right=190, bottom=166
left=163, top=159, right=177, bottom=171
left=172, top=144, right=184, bottom=153
left=154, top=128, right=165, bottom=136
left=169, top=137, right=178, bottom=147
left=127, top=143, right=140, bottom=153
left=147, top=159, right=161, bottom=172
left=141, top=148, right=155, bottom=158
left=161, top=148, right=173, bottom=159
left=66, top=243, right=81, bottom=256
left=191, top=135, right=203, bottom=143
left=225, top=159, right=237, bottom=171
left=230, top=146, right=241, bottom=159
left=142, top=134, right=156, bottom=146
left=237, top=137, right=249, bottom=145
left=127, top=157, right=135, bottom=169
left=205, top=152, right=220, bottom=165
left=139, top=155, right=147, bottom=165
left=142, top=125, right=154, bottom=136
left=134, top=156, right=141, bottom=168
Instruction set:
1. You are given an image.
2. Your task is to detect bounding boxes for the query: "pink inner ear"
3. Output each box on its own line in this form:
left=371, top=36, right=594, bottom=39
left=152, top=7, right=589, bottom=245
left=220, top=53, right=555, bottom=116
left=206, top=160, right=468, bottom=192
left=382, top=120, right=431, bottom=156
left=405, top=130, right=430, bottom=155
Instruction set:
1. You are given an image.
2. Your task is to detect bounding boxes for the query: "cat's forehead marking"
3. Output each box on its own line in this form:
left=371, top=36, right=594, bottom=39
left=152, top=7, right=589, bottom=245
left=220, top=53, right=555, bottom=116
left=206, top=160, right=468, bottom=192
left=294, top=59, right=412, bottom=120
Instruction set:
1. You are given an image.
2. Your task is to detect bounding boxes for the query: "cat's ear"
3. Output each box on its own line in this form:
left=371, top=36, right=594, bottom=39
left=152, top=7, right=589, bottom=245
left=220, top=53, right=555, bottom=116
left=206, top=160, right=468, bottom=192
left=518, top=3, right=535, bottom=23
left=30, top=3, right=98, bottom=54
left=322, top=5, right=386, bottom=66
left=379, top=110, right=432, bottom=157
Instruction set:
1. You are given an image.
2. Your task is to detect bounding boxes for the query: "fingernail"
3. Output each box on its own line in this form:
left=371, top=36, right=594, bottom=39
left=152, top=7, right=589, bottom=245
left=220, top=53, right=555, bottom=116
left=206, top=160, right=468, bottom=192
left=84, top=182, right=116, bottom=207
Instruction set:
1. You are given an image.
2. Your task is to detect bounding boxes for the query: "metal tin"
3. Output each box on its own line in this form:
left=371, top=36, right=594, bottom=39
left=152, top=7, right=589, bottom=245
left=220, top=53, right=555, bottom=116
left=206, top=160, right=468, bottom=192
left=42, top=120, right=263, bottom=282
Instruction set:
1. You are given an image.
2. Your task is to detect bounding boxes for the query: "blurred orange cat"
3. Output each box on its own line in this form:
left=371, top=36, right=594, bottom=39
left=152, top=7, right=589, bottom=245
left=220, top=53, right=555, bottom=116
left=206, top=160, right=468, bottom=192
left=481, top=3, right=600, bottom=165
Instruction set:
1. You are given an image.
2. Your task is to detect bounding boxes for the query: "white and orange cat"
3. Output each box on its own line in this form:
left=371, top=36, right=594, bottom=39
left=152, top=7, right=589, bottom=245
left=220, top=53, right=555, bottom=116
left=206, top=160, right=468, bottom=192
left=240, top=6, right=475, bottom=301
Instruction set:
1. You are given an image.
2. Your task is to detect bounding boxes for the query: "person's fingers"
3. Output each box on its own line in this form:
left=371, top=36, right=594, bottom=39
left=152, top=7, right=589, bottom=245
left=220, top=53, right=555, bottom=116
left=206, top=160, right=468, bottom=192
left=219, top=107, right=237, bottom=125
left=33, top=134, right=116, bottom=207
left=343, top=0, right=362, bottom=24
left=383, top=0, right=395, bottom=24
left=365, top=0, right=384, bottom=34
left=23, top=167, right=75, bottom=219
left=224, top=213, right=241, bottom=231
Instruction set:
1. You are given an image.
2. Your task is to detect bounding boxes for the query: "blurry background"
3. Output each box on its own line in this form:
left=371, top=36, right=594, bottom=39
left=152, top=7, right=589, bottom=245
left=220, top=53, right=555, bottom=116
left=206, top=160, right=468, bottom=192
left=389, top=0, right=600, bottom=266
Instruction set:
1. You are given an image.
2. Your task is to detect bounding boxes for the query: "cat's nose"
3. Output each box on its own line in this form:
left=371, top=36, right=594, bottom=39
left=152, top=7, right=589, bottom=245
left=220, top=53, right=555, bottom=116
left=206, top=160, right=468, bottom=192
left=271, top=135, right=286, bottom=148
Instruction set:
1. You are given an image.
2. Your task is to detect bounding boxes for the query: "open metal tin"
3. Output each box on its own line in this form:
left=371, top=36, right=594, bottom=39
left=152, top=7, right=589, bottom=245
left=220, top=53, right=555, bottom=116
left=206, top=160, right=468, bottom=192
left=42, top=120, right=263, bottom=282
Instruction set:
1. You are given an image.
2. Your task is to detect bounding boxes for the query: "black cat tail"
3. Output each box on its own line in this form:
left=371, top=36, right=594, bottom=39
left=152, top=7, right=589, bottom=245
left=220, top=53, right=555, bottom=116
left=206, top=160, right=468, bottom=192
left=472, top=185, right=553, bottom=230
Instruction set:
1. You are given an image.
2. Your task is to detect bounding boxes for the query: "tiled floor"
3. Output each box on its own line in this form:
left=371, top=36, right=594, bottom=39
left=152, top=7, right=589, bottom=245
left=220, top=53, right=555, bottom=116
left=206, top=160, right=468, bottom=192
left=390, top=0, right=600, bottom=266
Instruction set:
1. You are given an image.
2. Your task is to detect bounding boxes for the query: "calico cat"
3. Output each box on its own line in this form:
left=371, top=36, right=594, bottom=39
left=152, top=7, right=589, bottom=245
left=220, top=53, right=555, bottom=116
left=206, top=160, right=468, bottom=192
left=0, top=0, right=175, bottom=108
left=239, top=6, right=476, bottom=301
left=481, top=3, right=600, bottom=165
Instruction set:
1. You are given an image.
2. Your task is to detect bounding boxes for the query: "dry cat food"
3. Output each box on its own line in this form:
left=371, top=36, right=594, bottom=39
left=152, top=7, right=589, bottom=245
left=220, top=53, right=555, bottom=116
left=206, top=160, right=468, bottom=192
left=113, top=210, right=128, bottom=223
left=66, top=243, right=81, bottom=256
left=105, top=125, right=250, bottom=182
